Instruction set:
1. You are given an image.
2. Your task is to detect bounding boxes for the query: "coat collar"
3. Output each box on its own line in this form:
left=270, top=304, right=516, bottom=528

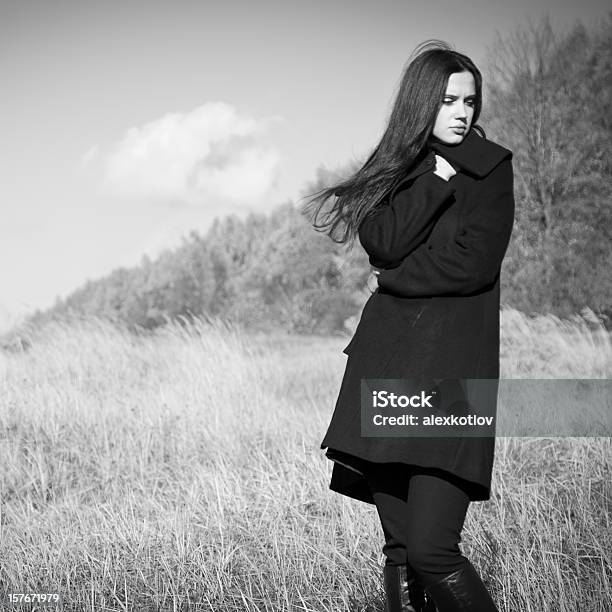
left=371, top=127, right=513, bottom=204
left=427, top=127, right=512, bottom=178
left=400, top=127, right=512, bottom=187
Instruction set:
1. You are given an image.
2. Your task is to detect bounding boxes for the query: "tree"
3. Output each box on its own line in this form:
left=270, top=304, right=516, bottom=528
left=481, top=14, right=612, bottom=316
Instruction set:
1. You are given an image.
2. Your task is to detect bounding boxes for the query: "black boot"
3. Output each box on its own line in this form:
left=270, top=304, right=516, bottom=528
left=424, top=562, right=498, bottom=612
left=383, top=564, right=432, bottom=612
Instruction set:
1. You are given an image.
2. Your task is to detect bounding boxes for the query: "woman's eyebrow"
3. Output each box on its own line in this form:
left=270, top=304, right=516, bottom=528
left=444, top=93, right=477, bottom=98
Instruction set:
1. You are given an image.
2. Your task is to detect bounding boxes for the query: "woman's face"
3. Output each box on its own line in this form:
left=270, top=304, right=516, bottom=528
left=431, top=70, right=476, bottom=145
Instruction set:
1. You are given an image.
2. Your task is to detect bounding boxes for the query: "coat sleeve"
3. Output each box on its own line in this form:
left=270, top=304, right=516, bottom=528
left=377, top=157, right=515, bottom=297
left=358, top=171, right=456, bottom=269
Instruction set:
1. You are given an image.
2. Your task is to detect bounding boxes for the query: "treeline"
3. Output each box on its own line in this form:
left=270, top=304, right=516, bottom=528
left=18, top=15, right=612, bottom=337
left=25, top=202, right=370, bottom=335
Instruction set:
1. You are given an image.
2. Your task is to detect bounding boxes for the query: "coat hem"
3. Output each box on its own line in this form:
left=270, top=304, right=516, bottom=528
left=321, top=445, right=491, bottom=504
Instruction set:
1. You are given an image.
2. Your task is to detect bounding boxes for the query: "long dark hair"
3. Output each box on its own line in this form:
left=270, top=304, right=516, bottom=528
left=300, top=40, right=483, bottom=247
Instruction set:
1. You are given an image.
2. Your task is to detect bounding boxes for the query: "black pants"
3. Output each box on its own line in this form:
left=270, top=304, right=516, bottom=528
left=362, top=462, right=475, bottom=589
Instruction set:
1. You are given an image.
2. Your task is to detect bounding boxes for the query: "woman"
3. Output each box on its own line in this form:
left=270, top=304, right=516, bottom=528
left=302, top=40, right=514, bottom=612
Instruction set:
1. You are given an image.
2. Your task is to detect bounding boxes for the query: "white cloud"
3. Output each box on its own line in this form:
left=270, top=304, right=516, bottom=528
left=93, top=102, right=283, bottom=206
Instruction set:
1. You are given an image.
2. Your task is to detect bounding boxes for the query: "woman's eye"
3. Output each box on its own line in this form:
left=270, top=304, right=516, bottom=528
left=443, top=98, right=476, bottom=106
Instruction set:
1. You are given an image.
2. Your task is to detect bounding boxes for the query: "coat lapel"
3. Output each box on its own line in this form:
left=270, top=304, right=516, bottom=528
left=428, top=127, right=512, bottom=178
left=387, top=128, right=512, bottom=202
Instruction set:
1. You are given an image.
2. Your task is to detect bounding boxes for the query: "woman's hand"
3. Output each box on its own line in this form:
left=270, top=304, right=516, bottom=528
left=367, top=266, right=382, bottom=293
left=433, top=154, right=457, bottom=181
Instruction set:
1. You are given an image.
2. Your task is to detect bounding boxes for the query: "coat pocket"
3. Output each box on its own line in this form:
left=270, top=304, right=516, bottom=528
left=343, top=292, right=432, bottom=356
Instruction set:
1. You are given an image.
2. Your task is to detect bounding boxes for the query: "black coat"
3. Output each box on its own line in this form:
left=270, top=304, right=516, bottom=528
left=320, top=127, right=514, bottom=503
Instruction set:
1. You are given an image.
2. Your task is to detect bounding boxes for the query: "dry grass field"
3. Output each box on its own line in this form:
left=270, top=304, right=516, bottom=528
left=0, top=307, right=610, bottom=611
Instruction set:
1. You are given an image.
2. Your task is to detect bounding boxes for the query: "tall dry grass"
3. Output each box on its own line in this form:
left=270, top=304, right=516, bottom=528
left=0, top=307, right=610, bottom=611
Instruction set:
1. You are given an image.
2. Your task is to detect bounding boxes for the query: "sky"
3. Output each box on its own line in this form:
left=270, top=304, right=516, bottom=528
left=1, top=0, right=609, bottom=332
